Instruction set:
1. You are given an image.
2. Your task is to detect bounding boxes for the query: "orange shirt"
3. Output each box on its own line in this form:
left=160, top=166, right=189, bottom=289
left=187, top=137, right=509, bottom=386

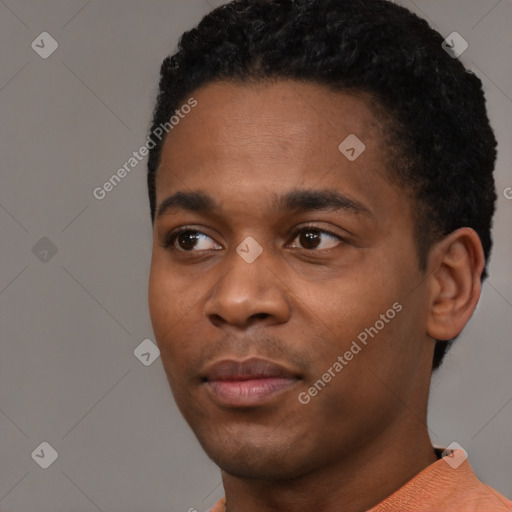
left=208, top=450, right=512, bottom=512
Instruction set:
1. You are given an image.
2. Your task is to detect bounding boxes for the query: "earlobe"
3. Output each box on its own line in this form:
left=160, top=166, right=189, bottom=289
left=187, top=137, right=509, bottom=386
left=426, top=228, right=485, bottom=341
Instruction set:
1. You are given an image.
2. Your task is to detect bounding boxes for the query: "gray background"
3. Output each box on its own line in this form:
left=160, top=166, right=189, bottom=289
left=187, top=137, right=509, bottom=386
left=0, top=0, right=511, bottom=511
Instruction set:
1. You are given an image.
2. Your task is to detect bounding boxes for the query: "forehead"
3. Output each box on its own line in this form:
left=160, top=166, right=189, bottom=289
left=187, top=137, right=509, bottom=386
left=154, top=80, right=397, bottom=216
left=159, top=79, right=384, bottom=164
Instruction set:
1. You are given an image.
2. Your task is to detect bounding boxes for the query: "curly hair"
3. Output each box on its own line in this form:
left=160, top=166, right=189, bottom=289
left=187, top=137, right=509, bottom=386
left=147, top=0, right=497, bottom=371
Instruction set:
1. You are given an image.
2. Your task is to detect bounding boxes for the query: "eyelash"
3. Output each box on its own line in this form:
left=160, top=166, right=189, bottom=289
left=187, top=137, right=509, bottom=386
left=161, top=224, right=345, bottom=252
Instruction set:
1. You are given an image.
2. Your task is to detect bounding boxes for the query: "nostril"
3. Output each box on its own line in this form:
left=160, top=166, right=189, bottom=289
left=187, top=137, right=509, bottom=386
left=252, top=313, right=270, bottom=321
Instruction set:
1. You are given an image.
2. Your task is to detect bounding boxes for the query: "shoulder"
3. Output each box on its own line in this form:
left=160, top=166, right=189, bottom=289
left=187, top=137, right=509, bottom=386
left=371, top=451, right=512, bottom=512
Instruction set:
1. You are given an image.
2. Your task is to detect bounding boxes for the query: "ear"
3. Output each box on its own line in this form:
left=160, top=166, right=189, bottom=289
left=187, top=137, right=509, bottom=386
left=426, top=228, right=485, bottom=341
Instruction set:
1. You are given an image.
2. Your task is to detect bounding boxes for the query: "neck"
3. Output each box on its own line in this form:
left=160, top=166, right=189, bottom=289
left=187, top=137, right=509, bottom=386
left=221, top=419, right=438, bottom=512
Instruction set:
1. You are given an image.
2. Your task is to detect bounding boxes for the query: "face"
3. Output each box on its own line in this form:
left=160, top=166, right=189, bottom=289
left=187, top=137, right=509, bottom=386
left=148, top=80, right=435, bottom=480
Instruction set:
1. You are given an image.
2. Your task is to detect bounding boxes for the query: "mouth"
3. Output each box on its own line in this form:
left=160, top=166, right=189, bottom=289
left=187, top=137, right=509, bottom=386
left=202, top=357, right=302, bottom=407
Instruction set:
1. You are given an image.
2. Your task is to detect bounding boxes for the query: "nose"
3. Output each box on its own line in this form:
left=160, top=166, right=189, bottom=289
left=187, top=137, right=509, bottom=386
left=204, top=244, right=292, bottom=329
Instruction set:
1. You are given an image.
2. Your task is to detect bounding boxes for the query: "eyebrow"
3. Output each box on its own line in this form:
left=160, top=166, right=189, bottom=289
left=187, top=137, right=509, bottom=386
left=156, top=188, right=373, bottom=219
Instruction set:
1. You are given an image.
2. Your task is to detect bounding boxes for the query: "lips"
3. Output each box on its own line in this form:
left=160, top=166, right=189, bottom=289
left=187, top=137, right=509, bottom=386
left=202, top=357, right=302, bottom=407
left=204, top=358, right=299, bottom=381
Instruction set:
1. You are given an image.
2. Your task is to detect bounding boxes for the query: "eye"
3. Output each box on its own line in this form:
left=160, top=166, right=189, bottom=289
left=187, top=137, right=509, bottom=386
left=288, top=226, right=343, bottom=251
left=161, top=228, right=221, bottom=252
left=161, top=225, right=344, bottom=253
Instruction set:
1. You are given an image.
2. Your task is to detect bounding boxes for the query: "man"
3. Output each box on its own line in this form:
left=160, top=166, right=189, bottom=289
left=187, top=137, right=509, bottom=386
left=146, top=0, right=511, bottom=510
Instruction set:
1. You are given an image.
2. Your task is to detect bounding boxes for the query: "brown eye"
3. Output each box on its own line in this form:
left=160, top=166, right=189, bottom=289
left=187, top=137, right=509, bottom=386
left=162, top=229, right=221, bottom=251
left=289, top=227, right=342, bottom=251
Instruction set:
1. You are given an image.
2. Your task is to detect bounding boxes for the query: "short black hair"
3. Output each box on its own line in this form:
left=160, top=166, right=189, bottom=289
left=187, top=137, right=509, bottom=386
left=147, top=0, right=497, bottom=371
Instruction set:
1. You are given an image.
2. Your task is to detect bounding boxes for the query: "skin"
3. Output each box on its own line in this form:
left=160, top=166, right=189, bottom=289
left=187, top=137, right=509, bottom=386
left=148, top=80, right=485, bottom=512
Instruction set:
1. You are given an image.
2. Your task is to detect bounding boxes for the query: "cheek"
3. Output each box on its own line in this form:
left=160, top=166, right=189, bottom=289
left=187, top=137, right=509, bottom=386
left=301, top=268, right=412, bottom=397
left=148, top=263, right=170, bottom=338
left=148, top=261, right=185, bottom=353
left=310, top=272, right=397, bottom=342
left=148, top=259, right=204, bottom=368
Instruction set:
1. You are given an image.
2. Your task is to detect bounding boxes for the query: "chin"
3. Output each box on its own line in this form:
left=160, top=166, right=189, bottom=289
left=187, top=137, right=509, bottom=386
left=198, top=432, right=314, bottom=481
left=214, top=453, right=306, bottom=481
